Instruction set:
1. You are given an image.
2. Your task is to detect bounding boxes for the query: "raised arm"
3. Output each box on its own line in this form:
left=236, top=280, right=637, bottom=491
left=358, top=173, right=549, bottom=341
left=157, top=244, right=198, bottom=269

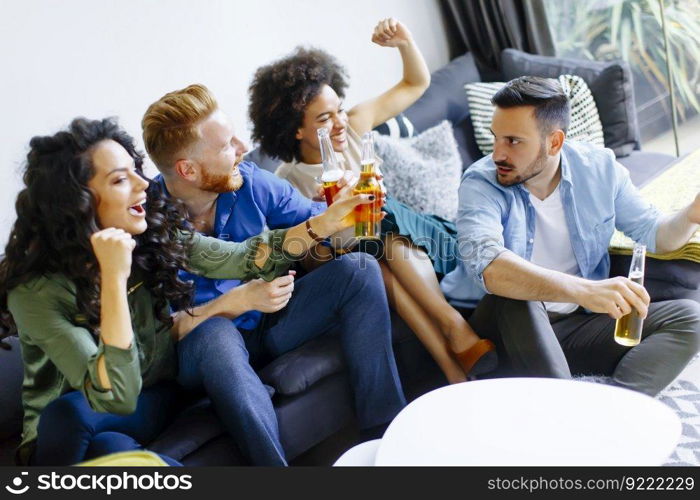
left=90, top=228, right=138, bottom=394
left=348, top=18, right=430, bottom=134
left=7, top=228, right=143, bottom=415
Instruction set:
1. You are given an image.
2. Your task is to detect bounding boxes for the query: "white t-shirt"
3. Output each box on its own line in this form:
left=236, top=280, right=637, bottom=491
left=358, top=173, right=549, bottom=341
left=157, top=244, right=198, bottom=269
left=529, top=183, right=580, bottom=315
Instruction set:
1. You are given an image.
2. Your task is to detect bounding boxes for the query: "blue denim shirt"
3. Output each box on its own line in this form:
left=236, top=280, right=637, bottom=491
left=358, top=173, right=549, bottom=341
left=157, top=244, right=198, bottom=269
left=156, top=161, right=326, bottom=330
left=440, top=141, right=661, bottom=308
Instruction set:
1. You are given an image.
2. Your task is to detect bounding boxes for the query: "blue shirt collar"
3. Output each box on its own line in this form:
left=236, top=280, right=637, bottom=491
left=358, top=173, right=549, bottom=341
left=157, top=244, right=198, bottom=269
left=214, top=190, right=237, bottom=236
left=559, top=150, right=573, bottom=186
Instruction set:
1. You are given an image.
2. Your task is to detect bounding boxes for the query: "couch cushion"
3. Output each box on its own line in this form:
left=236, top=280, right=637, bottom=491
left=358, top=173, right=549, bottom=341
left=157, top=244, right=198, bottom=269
left=275, top=372, right=354, bottom=460
left=180, top=434, right=245, bottom=466
left=147, top=398, right=225, bottom=462
left=0, top=336, right=23, bottom=441
left=258, top=336, right=345, bottom=396
left=256, top=308, right=433, bottom=398
left=374, top=120, right=462, bottom=222
left=501, top=49, right=640, bottom=157
left=150, top=372, right=356, bottom=464
left=609, top=254, right=700, bottom=302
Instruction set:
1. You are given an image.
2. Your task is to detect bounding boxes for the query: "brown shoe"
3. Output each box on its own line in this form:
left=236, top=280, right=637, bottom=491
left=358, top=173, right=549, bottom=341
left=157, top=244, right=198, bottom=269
left=453, top=339, right=498, bottom=377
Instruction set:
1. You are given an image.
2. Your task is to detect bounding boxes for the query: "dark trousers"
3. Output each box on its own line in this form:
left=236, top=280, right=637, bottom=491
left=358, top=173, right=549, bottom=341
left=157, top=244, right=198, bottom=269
left=177, top=252, right=405, bottom=465
left=33, top=383, right=183, bottom=466
left=463, top=295, right=700, bottom=396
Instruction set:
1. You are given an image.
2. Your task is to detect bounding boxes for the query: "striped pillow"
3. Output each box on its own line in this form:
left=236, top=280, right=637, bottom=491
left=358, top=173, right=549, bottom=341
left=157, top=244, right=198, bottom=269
left=465, top=75, right=605, bottom=156
left=374, top=113, right=415, bottom=139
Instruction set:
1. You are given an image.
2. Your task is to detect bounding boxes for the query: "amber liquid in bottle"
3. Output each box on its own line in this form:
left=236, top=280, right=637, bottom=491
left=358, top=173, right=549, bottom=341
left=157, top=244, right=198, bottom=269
left=317, top=127, right=344, bottom=206
left=321, top=170, right=342, bottom=206
left=353, top=162, right=382, bottom=239
left=613, top=243, right=646, bottom=347
left=613, top=271, right=644, bottom=346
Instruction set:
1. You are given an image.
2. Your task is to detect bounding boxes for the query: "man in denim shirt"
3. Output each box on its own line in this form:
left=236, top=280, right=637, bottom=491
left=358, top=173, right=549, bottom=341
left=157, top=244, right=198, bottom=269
left=140, top=84, right=405, bottom=465
left=441, top=77, right=700, bottom=396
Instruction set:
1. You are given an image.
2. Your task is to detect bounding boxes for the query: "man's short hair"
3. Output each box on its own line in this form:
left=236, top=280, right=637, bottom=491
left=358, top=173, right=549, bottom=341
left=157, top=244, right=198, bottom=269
left=491, top=76, right=570, bottom=136
left=142, top=84, right=218, bottom=172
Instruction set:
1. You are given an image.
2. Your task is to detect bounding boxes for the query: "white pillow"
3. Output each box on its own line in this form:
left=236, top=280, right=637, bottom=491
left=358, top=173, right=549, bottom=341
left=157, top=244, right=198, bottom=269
left=373, top=120, right=462, bottom=222
left=466, top=74, right=605, bottom=156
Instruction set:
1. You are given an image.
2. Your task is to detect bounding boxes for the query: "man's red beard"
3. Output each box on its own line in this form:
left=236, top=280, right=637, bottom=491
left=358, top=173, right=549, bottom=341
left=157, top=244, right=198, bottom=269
left=200, top=161, right=244, bottom=193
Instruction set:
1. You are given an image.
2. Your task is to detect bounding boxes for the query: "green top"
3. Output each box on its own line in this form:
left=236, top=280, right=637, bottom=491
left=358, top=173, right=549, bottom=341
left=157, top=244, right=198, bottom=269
left=7, top=229, right=293, bottom=464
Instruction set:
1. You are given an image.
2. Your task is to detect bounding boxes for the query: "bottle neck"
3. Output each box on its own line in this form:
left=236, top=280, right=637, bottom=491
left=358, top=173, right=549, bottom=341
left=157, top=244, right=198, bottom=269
left=360, top=162, right=375, bottom=175
left=319, top=134, right=338, bottom=172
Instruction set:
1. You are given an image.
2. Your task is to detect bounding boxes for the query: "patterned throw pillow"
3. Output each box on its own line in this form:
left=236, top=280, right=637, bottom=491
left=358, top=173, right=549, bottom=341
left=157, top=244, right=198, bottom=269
left=465, top=75, right=605, bottom=156
left=374, top=113, right=415, bottom=139
left=373, top=120, right=462, bottom=222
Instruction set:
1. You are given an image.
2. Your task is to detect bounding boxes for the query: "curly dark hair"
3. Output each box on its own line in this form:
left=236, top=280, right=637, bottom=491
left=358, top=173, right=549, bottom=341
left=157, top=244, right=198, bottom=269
left=249, top=47, right=349, bottom=163
left=0, top=118, right=194, bottom=344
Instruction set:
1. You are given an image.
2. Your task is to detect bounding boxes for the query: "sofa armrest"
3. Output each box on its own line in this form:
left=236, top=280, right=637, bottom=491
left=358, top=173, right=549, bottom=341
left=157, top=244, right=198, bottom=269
left=609, top=254, right=700, bottom=302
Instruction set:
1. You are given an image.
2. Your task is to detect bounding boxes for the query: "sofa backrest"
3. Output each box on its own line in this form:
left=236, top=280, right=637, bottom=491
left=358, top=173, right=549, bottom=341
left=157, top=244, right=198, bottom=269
left=402, top=53, right=483, bottom=170
left=244, top=147, right=281, bottom=175
left=500, top=48, right=641, bottom=157
left=0, top=335, right=23, bottom=441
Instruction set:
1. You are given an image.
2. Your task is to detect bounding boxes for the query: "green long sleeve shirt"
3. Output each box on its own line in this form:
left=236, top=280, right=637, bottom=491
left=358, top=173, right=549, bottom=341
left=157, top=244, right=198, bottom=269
left=7, top=229, right=292, bottom=464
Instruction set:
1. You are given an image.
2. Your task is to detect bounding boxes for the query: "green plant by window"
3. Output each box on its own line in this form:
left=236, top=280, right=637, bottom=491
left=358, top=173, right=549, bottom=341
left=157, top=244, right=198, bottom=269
left=546, top=0, right=700, bottom=119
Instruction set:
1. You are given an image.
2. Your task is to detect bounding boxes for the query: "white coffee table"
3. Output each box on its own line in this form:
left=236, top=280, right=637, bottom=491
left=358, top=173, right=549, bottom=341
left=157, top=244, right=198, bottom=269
left=333, top=439, right=382, bottom=466
left=373, top=378, right=681, bottom=466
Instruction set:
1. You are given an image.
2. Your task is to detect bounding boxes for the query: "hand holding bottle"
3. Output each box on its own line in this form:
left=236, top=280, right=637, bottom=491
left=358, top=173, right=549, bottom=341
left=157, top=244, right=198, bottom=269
left=320, top=193, right=382, bottom=234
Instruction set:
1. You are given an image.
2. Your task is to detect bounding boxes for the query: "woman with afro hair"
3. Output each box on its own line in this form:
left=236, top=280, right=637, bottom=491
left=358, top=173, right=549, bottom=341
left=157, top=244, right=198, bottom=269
left=249, top=18, right=497, bottom=385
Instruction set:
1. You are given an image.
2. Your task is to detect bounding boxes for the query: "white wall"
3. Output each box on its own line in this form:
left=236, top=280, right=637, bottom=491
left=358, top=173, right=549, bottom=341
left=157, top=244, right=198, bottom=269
left=0, top=0, right=451, bottom=247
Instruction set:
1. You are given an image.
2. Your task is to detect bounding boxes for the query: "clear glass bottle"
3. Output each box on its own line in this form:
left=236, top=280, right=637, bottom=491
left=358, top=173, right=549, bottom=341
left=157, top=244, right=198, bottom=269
left=317, top=128, right=344, bottom=206
left=613, top=243, right=646, bottom=346
left=352, top=132, right=382, bottom=239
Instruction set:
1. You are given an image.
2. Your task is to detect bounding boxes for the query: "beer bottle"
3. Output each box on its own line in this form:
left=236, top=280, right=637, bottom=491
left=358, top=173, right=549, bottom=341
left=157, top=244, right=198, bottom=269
left=353, top=132, right=382, bottom=239
left=317, top=128, right=343, bottom=206
left=613, top=243, right=647, bottom=346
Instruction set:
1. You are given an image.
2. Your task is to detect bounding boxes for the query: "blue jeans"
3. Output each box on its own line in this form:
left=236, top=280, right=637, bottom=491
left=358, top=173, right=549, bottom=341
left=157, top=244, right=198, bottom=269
left=33, top=382, right=183, bottom=466
left=177, top=252, right=406, bottom=465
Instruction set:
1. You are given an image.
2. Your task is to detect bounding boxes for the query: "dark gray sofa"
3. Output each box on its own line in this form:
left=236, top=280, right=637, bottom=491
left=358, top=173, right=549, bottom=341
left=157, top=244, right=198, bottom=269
left=0, top=49, right=689, bottom=466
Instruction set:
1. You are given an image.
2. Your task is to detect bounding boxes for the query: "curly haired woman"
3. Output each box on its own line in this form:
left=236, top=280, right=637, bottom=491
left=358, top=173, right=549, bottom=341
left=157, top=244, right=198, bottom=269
left=0, top=118, right=380, bottom=465
left=248, top=19, right=497, bottom=384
